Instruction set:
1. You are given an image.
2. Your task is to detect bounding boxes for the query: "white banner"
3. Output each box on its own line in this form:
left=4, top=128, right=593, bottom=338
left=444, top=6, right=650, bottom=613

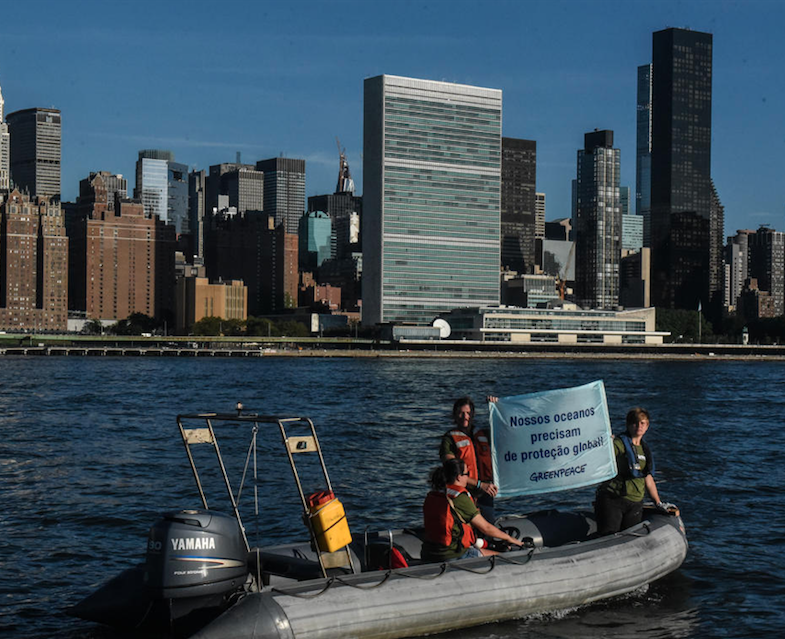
left=489, top=381, right=616, bottom=497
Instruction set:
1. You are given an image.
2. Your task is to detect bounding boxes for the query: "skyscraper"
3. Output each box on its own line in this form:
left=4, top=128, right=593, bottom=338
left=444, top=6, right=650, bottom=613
left=6, top=107, right=61, bottom=199
left=363, top=74, right=502, bottom=325
left=500, top=137, right=537, bottom=274
left=0, top=83, right=9, bottom=190
left=575, top=130, right=621, bottom=310
left=748, top=226, right=785, bottom=317
left=649, top=27, right=714, bottom=311
left=255, top=157, right=306, bottom=235
left=635, top=63, right=653, bottom=247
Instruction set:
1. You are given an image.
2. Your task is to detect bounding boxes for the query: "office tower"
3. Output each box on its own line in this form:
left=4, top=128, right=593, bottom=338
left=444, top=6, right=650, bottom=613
left=0, top=83, right=9, bottom=190
left=6, top=107, right=61, bottom=199
left=748, top=226, right=785, bottom=317
left=188, top=169, right=207, bottom=260
left=535, top=193, right=546, bottom=239
left=0, top=190, right=67, bottom=331
left=575, top=130, right=621, bottom=309
left=255, top=157, right=306, bottom=234
left=206, top=162, right=265, bottom=215
left=298, top=211, right=332, bottom=271
left=725, top=230, right=751, bottom=311
left=175, top=277, right=247, bottom=334
left=500, top=137, right=537, bottom=273
left=204, top=211, right=298, bottom=315
left=363, top=74, right=502, bottom=325
left=636, top=64, right=653, bottom=247
left=134, top=149, right=172, bottom=221
left=650, top=27, right=714, bottom=311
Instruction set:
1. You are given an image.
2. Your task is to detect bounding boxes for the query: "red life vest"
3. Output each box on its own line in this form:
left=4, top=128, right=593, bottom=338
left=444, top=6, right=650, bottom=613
left=423, top=485, right=476, bottom=549
left=446, top=428, right=493, bottom=483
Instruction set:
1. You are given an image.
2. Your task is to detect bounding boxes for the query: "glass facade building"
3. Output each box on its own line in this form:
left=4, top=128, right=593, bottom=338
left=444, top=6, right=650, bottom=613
left=500, top=137, right=537, bottom=274
left=255, top=157, right=306, bottom=235
left=362, top=75, right=502, bottom=325
left=650, top=28, right=715, bottom=311
left=298, top=210, right=333, bottom=271
left=134, top=150, right=171, bottom=222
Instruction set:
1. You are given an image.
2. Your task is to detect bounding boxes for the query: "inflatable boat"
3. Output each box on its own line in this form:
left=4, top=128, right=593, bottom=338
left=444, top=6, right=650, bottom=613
left=68, top=408, right=688, bottom=639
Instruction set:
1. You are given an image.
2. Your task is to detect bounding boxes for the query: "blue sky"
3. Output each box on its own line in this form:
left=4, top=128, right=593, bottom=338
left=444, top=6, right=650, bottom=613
left=1, top=0, right=782, bottom=235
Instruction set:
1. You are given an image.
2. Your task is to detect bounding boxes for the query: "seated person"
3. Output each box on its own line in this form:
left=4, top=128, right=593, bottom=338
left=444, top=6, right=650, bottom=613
left=422, top=458, right=524, bottom=562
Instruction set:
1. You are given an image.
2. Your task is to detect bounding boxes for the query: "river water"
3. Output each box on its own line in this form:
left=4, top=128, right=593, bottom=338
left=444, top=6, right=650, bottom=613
left=1, top=356, right=783, bottom=638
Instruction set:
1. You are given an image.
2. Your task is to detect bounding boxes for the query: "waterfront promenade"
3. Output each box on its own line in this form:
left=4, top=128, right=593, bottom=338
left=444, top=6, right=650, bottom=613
left=1, top=334, right=784, bottom=360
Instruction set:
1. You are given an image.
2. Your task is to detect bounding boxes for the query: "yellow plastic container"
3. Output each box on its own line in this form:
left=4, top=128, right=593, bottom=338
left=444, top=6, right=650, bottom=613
left=310, top=497, right=352, bottom=552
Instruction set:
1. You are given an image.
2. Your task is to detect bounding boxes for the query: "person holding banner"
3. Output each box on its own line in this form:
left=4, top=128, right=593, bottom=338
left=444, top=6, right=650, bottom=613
left=440, top=397, right=498, bottom=522
left=594, top=407, right=666, bottom=535
left=421, top=458, right=525, bottom=562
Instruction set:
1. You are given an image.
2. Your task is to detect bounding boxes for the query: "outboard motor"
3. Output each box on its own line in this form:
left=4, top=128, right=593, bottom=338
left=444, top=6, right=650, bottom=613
left=146, top=509, right=249, bottom=605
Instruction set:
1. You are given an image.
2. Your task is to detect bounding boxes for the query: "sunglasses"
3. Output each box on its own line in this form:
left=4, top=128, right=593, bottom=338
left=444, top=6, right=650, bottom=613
left=459, top=471, right=470, bottom=476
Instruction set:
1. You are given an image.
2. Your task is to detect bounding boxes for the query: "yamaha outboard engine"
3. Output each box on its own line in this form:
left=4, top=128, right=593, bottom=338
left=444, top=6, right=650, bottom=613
left=145, top=509, right=250, bottom=628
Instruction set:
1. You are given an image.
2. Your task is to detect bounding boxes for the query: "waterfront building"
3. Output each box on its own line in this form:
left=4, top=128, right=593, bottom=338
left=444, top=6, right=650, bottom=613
left=709, top=180, right=726, bottom=313
left=575, top=130, right=621, bottom=309
left=636, top=63, right=652, bottom=247
left=255, top=157, right=305, bottom=235
left=67, top=180, right=176, bottom=321
left=6, top=107, right=61, bottom=199
left=747, top=226, right=785, bottom=317
left=0, top=190, right=67, bottom=331
left=204, top=211, right=298, bottom=315
left=437, top=304, right=666, bottom=345
left=500, top=137, right=537, bottom=274
left=650, top=27, right=716, bottom=312
left=362, top=74, right=502, bottom=325
left=175, top=276, right=247, bottom=334
left=0, top=83, right=9, bottom=190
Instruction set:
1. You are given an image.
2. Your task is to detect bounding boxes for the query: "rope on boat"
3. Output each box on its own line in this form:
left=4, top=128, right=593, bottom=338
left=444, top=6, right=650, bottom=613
left=334, top=571, right=393, bottom=589
left=271, top=577, right=337, bottom=598
left=450, top=555, right=498, bottom=575
left=397, top=563, right=449, bottom=580
left=494, top=548, right=536, bottom=566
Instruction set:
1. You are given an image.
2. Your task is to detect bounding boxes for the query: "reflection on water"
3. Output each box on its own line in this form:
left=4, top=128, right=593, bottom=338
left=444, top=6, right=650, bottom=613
left=1, top=357, right=784, bottom=638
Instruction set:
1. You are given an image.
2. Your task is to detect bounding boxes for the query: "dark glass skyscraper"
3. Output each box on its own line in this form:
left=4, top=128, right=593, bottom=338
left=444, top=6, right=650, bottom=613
left=500, top=137, right=537, bottom=274
left=255, top=157, right=306, bottom=235
left=650, top=27, right=714, bottom=311
left=635, top=64, right=652, bottom=247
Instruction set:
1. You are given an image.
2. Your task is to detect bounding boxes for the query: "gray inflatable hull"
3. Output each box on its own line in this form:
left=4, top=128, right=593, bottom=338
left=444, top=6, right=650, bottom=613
left=192, top=513, right=687, bottom=639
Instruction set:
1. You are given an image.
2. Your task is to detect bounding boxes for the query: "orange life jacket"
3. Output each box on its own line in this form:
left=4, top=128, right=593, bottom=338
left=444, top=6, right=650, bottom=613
left=423, top=485, right=476, bottom=549
left=445, top=428, right=493, bottom=483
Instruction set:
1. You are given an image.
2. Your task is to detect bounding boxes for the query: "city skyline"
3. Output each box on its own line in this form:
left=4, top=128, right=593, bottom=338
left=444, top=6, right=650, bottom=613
left=0, top=0, right=783, bottom=237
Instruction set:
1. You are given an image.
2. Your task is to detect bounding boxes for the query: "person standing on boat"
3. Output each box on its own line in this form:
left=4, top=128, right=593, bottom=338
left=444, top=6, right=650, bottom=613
left=595, top=407, right=666, bottom=535
left=440, top=396, right=498, bottom=522
left=422, top=458, right=524, bottom=561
